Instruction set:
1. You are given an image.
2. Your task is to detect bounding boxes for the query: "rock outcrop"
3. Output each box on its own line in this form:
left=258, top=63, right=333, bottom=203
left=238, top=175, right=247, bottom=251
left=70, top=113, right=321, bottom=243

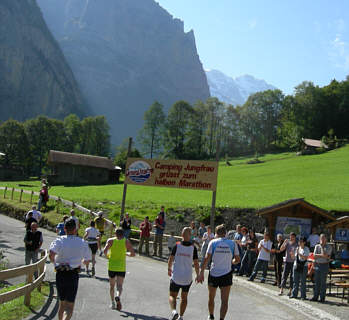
left=37, top=0, right=210, bottom=144
left=0, top=0, right=87, bottom=122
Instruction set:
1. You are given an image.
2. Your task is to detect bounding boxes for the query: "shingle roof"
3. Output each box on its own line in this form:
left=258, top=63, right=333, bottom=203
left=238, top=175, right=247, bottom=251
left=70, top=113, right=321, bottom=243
left=302, top=138, right=328, bottom=149
left=258, top=198, right=335, bottom=220
left=48, top=150, right=115, bottom=170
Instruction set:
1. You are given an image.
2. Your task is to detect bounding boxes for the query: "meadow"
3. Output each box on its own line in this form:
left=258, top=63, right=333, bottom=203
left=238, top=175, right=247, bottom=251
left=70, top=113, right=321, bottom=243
left=1, top=145, right=349, bottom=212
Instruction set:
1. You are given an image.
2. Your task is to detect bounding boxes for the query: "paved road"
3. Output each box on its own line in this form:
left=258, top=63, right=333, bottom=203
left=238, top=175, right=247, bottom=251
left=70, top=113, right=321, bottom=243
left=0, top=214, right=340, bottom=320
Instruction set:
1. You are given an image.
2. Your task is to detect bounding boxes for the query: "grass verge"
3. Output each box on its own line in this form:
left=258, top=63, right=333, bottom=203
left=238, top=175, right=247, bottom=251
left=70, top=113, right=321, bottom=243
left=0, top=282, right=50, bottom=320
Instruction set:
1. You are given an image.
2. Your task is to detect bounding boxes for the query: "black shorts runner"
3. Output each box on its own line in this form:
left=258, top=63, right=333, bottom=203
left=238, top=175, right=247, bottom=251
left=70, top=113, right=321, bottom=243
left=108, top=270, right=126, bottom=278
left=169, top=279, right=192, bottom=293
left=56, top=270, right=79, bottom=302
left=208, top=271, right=233, bottom=288
left=88, top=243, right=98, bottom=255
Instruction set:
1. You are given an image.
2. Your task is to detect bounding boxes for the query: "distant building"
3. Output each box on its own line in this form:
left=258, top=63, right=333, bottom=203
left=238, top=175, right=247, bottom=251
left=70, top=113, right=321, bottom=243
left=302, top=138, right=328, bottom=150
left=47, top=150, right=121, bottom=185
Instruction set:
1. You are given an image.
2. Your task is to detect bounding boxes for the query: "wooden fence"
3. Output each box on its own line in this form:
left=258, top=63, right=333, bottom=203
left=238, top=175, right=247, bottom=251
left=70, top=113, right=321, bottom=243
left=0, top=250, right=48, bottom=306
left=0, top=186, right=182, bottom=245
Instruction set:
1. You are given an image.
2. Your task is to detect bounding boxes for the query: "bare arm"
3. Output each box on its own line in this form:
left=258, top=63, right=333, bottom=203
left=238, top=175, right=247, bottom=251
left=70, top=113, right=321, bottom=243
left=83, top=231, right=88, bottom=241
left=198, top=252, right=212, bottom=282
left=168, top=254, right=174, bottom=277
left=103, top=239, right=113, bottom=256
left=279, top=239, right=288, bottom=252
left=193, top=259, right=200, bottom=282
left=126, top=239, right=135, bottom=257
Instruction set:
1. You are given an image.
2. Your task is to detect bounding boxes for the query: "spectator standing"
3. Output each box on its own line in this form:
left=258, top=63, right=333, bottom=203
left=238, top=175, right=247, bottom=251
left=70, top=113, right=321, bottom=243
left=24, top=222, right=43, bottom=277
left=233, top=224, right=242, bottom=273
left=199, top=224, right=240, bottom=320
left=153, top=213, right=166, bottom=257
left=279, top=232, right=298, bottom=296
left=38, top=185, right=49, bottom=211
left=25, top=212, right=37, bottom=231
left=273, top=234, right=285, bottom=287
left=120, top=212, right=132, bottom=239
left=201, top=226, right=215, bottom=267
left=49, top=218, right=91, bottom=320
left=159, top=205, right=166, bottom=220
left=167, top=227, right=200, bottom=320
left=237, top=227, right=249, bottom=275
left=94, top=211, right=106, bottom=256
left=56, top=215, right=69, bottom=236
left=308, top=227, right=320, bottom=252
left=198, top=222, right=207, bottom=239
left=25, top=205, right=42, bottom=223
left=138, top=216, right=152, bottom=255
left=290, top=237, right=310, bottom=299
left=167, top=232, right=177, bottom=256
left=70, top=210, right=80, bottom=234
left=239, top=229, right=258, bottom=277
left=311, top=234, right=332, bottom=302
left=84, top=220, right=100, bottom=276
left=248, top=231, right=273, bottom=283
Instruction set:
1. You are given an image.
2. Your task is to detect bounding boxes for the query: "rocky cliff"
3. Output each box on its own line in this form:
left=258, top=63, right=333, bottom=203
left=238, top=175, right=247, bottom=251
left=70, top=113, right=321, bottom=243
left=0, top=0, right=87, bottom=122
left=37, top=0, right=210, bottom=144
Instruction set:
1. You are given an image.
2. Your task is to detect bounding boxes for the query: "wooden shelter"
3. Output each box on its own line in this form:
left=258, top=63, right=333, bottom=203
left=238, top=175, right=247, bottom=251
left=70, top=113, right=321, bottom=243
left=326, top=216, right=349, bottom=243
left=258, top=198, right=335, bottom=239
left=47, top=150, right=121, bottom=185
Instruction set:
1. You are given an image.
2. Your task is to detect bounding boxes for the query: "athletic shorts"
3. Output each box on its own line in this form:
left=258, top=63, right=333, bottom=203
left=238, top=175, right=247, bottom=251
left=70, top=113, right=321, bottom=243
left=208, top=271, right=233, bottom=288
left=169, top=279, right=192, bottom=293
left=56, top=270, right=79, bottom=302
left=88, top=243, right=98, bottom=254
left=108, top=270, right=126, bottom=278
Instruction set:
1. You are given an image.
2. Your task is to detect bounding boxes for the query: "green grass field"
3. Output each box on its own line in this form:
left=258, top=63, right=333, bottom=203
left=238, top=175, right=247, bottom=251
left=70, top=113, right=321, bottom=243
left=1, top=145, right=349, bottom=211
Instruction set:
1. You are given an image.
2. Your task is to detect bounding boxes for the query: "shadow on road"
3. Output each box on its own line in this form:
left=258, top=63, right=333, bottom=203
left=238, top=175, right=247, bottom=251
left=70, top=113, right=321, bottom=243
left=120, top=311, right=167, bottom=320
left=27, top=281, right=58, bottom=320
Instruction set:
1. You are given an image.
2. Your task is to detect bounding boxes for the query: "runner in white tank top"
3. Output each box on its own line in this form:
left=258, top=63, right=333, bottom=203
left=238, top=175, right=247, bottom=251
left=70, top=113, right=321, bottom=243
left=168, top=227, right=200, bottom=320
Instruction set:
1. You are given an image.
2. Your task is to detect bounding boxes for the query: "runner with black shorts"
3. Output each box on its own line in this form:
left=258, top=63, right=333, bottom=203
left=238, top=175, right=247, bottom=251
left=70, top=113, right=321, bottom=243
left=84, top=220, right=100, bottom=276
left=168, top=227, right=200, bottom=320
left=49, top=218, right=91, bottom=320
left=199, top=224, right=240, bottom=320
left=103, top=228, right=135, bottom=311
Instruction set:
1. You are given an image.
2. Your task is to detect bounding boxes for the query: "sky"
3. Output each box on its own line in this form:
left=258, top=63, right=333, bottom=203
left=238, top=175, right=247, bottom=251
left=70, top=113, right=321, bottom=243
left=156, top=0, right=349, bottom=94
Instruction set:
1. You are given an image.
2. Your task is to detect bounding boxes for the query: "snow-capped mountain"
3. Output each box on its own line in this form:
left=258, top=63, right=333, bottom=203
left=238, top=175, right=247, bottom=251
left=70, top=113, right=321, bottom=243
left=206, top=69, right=277, bottom=105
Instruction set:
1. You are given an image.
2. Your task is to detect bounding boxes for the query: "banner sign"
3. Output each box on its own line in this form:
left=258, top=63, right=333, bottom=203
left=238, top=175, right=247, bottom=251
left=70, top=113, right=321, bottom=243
left=275, top=216, right=312, bottom=238
left=125, top=158, right=218, bottom=191
left=335, top=228, right=349, bottom=242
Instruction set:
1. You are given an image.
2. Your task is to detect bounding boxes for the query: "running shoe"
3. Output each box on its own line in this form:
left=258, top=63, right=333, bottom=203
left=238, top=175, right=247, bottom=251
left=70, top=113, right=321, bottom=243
left=169, top=310, right=179, bottom=320
left=115, top=296, right=122, bottom=311
left=207, top=316, right=214, bottom=320
left=99, top=251, right=103, bottom=257
left=110, top=301, right=116, bottom=309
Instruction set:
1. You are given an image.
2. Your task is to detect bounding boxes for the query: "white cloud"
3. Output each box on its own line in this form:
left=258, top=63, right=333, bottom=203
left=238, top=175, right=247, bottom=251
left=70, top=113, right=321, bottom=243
left=328, top=19, right=349, bottom=70
left=248, top=19, right=257, bottom=30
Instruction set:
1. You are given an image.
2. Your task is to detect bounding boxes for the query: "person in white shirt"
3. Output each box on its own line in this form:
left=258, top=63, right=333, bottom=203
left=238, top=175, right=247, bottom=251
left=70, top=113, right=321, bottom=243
left=199, top=224, right=240, bottom=320
left=70, top=209, right=80, bottom=234
left=307, top=227, right=320, bottom=252
left=83, top=220, right=101, bottom=276
left=49, top=218, right=91, bottom=320
left=25, top=205, right=42, bottom=223
left=290, top=237, right=310, bottom=299
left=168, top=227, right=200, bottom=320
left=201, top=226, right=215, bottom=267
left=248, top=231, right=273, bottom=283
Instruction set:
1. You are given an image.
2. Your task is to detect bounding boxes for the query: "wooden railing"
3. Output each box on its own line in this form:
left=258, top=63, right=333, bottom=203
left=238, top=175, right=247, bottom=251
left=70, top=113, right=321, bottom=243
left=0, top=186, right=182, bottom=245
left=0, top=250, right=48, bottom=306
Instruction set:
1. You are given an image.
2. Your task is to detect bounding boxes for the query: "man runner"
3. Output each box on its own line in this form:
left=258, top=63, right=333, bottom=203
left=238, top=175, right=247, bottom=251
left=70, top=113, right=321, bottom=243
left=94, top=211, right=106, bottom=256
left=84, top=220, right=100, bottom=276
left=103, top=228, right=135, bottom=311
left=49, top=218, right=91, bottom=320
left=168, top=227, right=200, bottom=320
left=199, top=224, right=240, bottom=320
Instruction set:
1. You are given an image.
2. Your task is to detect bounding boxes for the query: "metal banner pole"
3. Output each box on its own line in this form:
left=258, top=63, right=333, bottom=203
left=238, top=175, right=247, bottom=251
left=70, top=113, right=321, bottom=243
left=120, top=137, right=133, bottom=217
left=210, top=140, right=220, bottom=231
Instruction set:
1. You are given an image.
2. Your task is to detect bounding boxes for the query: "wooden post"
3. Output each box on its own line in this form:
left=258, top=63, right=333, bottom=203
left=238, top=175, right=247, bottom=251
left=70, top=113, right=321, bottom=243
left=3, top=186, right=7, bottom=199
left=120, top=137, right=133, bottom=217
left=19, top=189, right=23, bottom=203
left=37, top=251, right=45, bottom=293
left=30, top=191, right=33, bottom=204
left=210, top=140, right=220, bottom=231
left=72, top=201, right=75, bottom=208
left=24, top=268, right=34, bottom=306
left=11, top=187, right=14, bottom=200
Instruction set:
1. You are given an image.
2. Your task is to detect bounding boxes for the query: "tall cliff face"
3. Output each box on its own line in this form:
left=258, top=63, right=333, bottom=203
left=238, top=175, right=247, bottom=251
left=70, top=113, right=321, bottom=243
left=0, top=0, right=87, bottom=122
left=37, top=0, right=210, bottom=144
